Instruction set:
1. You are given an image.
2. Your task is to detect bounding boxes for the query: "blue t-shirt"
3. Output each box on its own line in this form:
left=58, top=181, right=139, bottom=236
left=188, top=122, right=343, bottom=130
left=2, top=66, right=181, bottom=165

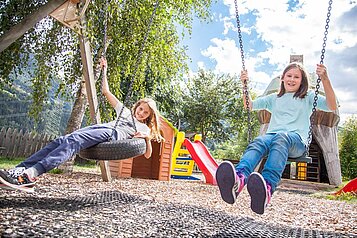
left=252, top=91, right=331, bottom=144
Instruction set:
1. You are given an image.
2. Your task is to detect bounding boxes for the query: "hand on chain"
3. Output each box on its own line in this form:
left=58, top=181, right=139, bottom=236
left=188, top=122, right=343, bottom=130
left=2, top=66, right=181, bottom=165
left=240, top=70, right=249, bottom=85
left=100, top=57, right=107, bottom=71
left=316, top=64, right=328, bottom=81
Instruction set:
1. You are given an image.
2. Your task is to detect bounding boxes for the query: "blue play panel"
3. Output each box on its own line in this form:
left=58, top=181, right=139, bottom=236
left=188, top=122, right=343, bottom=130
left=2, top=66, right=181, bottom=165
left=171, top=175, right=200, bottom=181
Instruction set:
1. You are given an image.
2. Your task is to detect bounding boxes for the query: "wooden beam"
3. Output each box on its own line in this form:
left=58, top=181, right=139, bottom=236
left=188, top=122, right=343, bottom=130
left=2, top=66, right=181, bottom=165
left=78, top=18, right=112, bottom=182
left=0, top=0, right=67, bottom=53
left=78, top=36, right=100, bottom=124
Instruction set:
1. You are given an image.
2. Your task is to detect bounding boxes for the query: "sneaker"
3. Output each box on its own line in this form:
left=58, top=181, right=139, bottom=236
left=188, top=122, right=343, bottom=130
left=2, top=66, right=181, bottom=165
left=216, top=161, right=245, bottom=204
left=8, top=167, right=26, bottom=178
left=247, top=172, right=272, bottom=215
left=0, top=170, right=36, bottom=188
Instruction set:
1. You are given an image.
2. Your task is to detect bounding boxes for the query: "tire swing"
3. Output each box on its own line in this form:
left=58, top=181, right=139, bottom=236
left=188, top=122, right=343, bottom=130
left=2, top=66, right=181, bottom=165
left=233, top=0, right=333, bottom=163
left=79, top=1, right=159, bottom=161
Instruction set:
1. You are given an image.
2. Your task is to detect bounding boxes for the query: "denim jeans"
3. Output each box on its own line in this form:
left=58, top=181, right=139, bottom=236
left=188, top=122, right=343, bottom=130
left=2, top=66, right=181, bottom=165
left=16, top=125, right=126, bottom=176
left=236, top=132, right=306, bottom=193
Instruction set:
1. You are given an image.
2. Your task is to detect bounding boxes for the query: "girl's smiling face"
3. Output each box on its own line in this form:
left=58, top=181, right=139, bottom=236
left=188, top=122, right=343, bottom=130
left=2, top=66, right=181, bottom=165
left=135, top=102, right=151, bottom=122
left=282, top=67, right=302, bottom=93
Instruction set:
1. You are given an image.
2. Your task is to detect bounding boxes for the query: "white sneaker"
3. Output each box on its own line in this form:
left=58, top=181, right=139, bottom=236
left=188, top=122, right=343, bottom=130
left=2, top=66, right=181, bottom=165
left=8, top=167, right=26, bottom=178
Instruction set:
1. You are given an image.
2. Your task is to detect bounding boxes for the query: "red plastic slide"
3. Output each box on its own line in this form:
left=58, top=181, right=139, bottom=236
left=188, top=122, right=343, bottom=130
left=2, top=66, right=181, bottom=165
left=183, top=139, right=218, bottom=185
left=334, top=177, right=357, bottom=195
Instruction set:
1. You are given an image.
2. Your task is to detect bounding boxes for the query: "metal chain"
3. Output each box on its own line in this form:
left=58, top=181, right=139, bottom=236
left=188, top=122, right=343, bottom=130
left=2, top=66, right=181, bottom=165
left=95, top=0, right=109, bottom=125
left=305, top=0, right=333, bottom=156
left=234, top=0, right=251, bottom=143
left=110, top=0, right=160, bottom=139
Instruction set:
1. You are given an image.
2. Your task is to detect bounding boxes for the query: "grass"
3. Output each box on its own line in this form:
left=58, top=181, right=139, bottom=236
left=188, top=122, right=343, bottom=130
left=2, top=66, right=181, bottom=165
left=325, top=180, right=357, bottom=203
left=325, top=192, right=357, bottom=203
left=0, top=157, right=99, bottom=174
left=0, top=157, right=24, bottom=169
left=311, top=180, right=357, bottom=203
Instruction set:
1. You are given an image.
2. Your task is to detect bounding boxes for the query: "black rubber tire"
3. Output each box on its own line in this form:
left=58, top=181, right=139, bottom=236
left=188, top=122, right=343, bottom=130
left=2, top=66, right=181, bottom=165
left=79, top=138, right=147, bottom=160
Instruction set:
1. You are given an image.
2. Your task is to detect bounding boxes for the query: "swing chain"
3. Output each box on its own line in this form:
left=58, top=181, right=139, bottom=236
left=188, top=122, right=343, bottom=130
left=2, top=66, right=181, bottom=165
left=95, top=0, right=110, bottom=125
left=305, top=0, right=333, bottom=155
left=234, top=0, right=252, bottom=143
left=110, top=0, right=160, bottom=139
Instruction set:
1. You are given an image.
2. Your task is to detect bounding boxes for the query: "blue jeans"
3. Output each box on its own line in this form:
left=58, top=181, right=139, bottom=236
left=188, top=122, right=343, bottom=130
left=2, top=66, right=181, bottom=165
left=16, top=125, right=124, bottom=176
left=236, top=132, right=306, bottom=193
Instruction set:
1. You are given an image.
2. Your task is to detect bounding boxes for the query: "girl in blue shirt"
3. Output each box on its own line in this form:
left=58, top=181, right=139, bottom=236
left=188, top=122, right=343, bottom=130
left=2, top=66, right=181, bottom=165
left=216, top=62, right=337, bottom=214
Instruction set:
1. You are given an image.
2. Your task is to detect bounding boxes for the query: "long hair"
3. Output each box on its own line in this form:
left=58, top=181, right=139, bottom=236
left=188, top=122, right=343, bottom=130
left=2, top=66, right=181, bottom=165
left=277, top=62, right=309, bottom=98
left=132, top=98, right=164, bottom=142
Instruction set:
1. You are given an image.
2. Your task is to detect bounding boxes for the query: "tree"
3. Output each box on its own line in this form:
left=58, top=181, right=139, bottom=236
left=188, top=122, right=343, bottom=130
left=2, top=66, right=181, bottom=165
left=179, top=69, right=261, bottom=160
left=0, top=0, right=213, bottom=128
left=339, top=116, right=357, bottom=180
left=85, top=0, right=213, bottom=124
left=181, top=69, right=244, bottom=142
left=0, top=0, right=214, bottom=176
left=221, top=87, right=261, bottom=159
left=0, top=0, right=81, bottom=122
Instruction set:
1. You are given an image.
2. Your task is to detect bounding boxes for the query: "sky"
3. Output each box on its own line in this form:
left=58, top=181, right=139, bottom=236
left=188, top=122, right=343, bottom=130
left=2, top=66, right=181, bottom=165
left=183, top=0, right=357, bottom=125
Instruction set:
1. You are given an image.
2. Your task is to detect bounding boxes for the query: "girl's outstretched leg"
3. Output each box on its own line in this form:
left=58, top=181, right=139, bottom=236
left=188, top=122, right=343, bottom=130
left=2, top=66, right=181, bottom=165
left=216, top=135, right=272, bottom=205
left=247, top=132, right=305, bottom=215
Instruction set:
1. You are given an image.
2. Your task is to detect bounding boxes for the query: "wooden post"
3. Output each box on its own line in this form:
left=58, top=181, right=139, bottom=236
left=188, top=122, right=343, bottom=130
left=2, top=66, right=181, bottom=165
left=78, top=18, right=112, bottom=182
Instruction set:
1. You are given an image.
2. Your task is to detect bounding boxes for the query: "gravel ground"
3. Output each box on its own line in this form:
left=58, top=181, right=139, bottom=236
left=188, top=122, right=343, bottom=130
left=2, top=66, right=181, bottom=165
left=0, top=171, right=356, bottom=237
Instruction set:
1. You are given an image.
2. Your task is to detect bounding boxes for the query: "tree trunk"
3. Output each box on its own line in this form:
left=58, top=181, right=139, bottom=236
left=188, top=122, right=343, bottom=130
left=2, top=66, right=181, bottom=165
left=57, top=79, right=88, bottom=173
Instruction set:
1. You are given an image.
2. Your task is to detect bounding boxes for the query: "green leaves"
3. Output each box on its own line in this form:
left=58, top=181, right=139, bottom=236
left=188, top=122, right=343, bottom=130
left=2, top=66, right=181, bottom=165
left=339, top=116, right=357, bottom=180
left=181, top=70, right=241, bottom=142
left=178, top=69, right=260, bottom=160
left=0, top=0, right=213, bottom=130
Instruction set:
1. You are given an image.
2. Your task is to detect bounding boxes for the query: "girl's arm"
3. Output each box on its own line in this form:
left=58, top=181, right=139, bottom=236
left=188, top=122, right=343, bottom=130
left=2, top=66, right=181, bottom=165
left=133, top=132, right=152, bottom=159
left=143, top=137, right=152, bottom=159
left=101, top=57, right=120, bottom=109
left=316, top=64, right=337, bottom=111
left=240, top=70, right=253, bottom=110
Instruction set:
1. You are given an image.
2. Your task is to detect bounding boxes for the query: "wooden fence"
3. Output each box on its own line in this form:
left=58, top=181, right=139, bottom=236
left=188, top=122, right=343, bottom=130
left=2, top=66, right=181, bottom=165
left=0, top=127, right=56, bottom=158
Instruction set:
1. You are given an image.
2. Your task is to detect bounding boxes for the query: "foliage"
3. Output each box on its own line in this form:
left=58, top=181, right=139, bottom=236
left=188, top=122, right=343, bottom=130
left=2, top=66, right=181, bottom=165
left=0, top=0, right=81, bottom=122
left=179, top=69, right=260, bottom=158
left=0, top=67, right=72, bottom=135
left=82, top=0, right=213, bottom=123
left=339, top=116, right=357, bottom=180
left=181, top=70, right=250, bottom=143
left=210, top=104, right=260, bottom=160
left=180, top=70, right=240, bottom=142
left=325, top=192, right=356, bottom=203
left=0, top=157, right=25, bottom=169
left=211, top=136, right=245, bottom=161
left=0, top=0, right=214, bottom=127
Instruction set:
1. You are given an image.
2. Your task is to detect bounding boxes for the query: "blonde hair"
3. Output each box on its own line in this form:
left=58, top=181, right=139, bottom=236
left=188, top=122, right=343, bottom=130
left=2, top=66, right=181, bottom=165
left=277, top=62, right=309, bottom=98
left=132, top=98, right=164, bottom=142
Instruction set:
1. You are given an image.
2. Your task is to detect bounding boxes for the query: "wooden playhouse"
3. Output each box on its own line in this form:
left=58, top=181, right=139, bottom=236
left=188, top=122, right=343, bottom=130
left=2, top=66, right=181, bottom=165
left=108, top=117, right=176, bottom=181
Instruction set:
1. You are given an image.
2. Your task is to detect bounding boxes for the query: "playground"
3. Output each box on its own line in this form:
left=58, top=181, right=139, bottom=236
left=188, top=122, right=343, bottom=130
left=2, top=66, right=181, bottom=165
left=0, top=171, right=356, bottom=237
left=1, top=1, right=357, bottom=237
